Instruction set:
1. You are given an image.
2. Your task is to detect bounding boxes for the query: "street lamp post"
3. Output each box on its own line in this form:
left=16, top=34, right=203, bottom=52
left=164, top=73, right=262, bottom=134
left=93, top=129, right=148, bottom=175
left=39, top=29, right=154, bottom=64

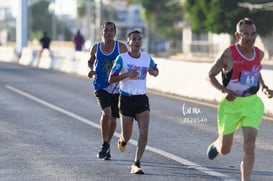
left=16, top=0, right=28, bottom=59
left=95, top=0, right=102, bottom=41
left=48, top=1, right=56, bottom=40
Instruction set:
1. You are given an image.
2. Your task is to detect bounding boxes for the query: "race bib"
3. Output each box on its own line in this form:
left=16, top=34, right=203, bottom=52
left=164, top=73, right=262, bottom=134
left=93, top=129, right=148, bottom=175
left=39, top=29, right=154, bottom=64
left=128, top=66, right=148, bottom=80
left=240, top=70, right=259, bottom=86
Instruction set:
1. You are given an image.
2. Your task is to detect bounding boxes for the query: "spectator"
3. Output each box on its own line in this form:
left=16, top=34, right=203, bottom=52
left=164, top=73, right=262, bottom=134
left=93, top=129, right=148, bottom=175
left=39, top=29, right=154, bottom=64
left=74, top=30, right=85, bottom=51
left=37, top=31, right=53, bottom=67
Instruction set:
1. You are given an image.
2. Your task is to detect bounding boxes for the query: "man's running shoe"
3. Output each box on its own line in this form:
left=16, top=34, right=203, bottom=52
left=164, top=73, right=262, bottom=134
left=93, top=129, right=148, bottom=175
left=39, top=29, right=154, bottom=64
left=118, top=139, right=127, bottom=152
left=130, top=162, right=144, bottom=174
left=207, top=143, right=218, bottom=160
left=97, top=143, right=111, bottom=160
left=104, top=149, right=111, bottom=160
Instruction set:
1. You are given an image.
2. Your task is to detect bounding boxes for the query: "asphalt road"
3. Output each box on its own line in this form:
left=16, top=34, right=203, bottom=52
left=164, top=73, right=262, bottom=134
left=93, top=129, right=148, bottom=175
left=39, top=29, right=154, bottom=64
left=1, top=62, right=273, bottom=181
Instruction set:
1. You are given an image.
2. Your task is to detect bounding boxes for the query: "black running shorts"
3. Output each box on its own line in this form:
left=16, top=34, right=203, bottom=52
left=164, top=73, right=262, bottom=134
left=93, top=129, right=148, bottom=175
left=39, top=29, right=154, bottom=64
left=119, top=94, right=150, bottom=118
left=95, top=90, right=119, bottom=118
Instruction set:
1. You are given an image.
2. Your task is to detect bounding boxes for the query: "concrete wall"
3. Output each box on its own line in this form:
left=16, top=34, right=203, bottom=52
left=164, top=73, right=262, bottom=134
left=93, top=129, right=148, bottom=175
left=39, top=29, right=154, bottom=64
left=1, top=46, right=273, bottom=115
left=147, top=58, right=273, bottom=115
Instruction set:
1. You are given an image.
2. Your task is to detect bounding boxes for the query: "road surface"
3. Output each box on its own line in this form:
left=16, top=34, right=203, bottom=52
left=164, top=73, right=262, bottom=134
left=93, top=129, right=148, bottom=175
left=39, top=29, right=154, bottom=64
left=1, top=62, right=273, bottom=181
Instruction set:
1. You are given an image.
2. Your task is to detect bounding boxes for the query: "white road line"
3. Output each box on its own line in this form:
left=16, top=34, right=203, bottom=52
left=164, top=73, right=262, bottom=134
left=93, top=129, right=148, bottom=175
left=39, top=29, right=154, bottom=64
left=5, top=85, right=237, bottom=181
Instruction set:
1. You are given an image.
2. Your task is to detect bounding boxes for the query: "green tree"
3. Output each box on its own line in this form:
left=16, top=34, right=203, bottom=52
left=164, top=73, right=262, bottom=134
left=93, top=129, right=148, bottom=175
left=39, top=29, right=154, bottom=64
left=77, top=0, right=94, bottom=19
left=131, top=0, right=183, bottom=52
left=76, top=0, right=111, bottom=26
left=29, top=0, right=72, bottom=41
left=137, top=0, right=183, bottom=39
left=184, top=0, right=273, bottom=37
left=29, top=0, right=52, bottom=38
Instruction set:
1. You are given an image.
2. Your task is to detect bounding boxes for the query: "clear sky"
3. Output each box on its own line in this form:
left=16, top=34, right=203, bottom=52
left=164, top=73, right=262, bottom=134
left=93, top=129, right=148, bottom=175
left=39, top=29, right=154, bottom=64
left=0, top=0, right=77, bottom=18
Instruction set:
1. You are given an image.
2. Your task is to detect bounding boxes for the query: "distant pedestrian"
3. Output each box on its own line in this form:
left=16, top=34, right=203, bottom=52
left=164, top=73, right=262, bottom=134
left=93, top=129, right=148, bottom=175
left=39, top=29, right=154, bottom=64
left=37, top=31, right=54, bottom=67
left=73, top=30, right=85, bottom=61
left=73, top=30, right=85, bottom=51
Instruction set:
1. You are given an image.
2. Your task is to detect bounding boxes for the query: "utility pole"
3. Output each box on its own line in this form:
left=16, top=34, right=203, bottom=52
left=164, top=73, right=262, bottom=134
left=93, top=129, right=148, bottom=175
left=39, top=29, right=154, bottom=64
left=95, top=0, right=102, bottom=41
left=16, top=0, right=28, bottom=59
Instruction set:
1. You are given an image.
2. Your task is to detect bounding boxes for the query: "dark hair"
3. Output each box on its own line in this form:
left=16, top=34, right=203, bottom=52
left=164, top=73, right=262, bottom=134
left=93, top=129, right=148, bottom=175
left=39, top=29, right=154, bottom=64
left=127, top=30, right=141, bottom=38
left=236, top=17, right=256, bottom=32
left=101, top=22, right=116, bottom=33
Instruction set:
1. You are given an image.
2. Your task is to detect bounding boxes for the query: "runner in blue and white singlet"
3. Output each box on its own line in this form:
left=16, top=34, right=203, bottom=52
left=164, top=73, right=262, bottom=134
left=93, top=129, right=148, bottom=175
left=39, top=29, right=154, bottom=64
left=93, top=40, right=120, bottom=94
left=87, top=22, right=128, bottom=161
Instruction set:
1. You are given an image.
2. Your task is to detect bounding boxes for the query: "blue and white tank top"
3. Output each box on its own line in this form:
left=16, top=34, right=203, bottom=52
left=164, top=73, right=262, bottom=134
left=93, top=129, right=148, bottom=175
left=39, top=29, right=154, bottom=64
left=93, top=41, right=120, bottom=93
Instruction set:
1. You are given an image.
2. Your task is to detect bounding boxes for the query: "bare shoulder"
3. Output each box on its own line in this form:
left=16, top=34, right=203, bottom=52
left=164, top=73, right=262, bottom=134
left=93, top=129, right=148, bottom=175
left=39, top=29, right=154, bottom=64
left=90, top=43, right=98, bottom=55
left=215, top=48, right=232, bottom=70
left=209, top=47, right=233, bottom=76
left=88, top=43, right=99, bottom=62
left=118, top=41, right=128, bottom=53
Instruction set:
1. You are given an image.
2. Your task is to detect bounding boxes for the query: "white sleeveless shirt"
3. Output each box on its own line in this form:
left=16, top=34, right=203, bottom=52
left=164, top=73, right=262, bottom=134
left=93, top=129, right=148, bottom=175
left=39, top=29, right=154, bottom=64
left=111, top=52, right=154, bottom=95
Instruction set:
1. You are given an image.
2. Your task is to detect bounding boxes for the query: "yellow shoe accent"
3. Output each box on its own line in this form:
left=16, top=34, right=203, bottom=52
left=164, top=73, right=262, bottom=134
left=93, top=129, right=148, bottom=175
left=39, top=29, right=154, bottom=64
left=118, top=140, right=127, bottom=152
left=130, top=164, right=144, bottom=174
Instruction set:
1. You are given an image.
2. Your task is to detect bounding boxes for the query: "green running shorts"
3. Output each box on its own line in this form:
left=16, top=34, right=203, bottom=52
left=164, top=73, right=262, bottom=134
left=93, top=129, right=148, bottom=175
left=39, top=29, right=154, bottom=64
left=217, top=94, right=264, bottom=135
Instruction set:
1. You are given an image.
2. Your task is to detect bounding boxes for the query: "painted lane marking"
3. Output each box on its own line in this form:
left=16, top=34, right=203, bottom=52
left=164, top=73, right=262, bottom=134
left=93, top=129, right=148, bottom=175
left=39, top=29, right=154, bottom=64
left=6, top=85, right=236, bottom=181
left=148, top=89, right=273, bottom=121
